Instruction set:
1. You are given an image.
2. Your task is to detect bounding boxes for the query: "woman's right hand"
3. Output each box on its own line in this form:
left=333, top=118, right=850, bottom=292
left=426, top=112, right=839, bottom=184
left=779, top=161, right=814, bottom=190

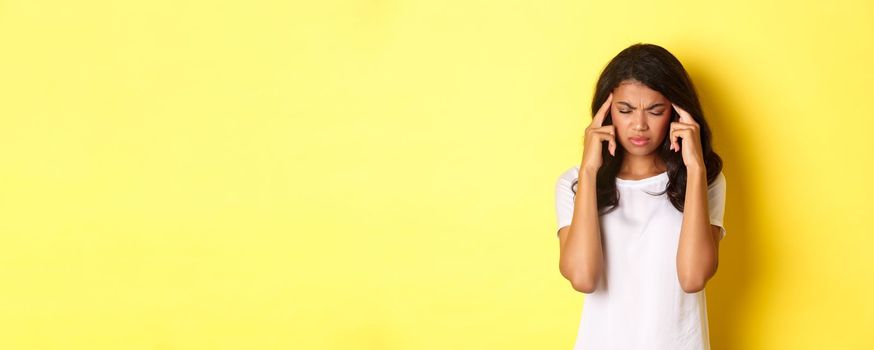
left=581, top=92, right=616, bottom=171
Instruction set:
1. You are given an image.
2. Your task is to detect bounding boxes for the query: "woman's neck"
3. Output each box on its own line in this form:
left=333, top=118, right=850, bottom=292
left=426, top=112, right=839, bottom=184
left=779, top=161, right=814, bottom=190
left=619, top=152, right=667, bottom=178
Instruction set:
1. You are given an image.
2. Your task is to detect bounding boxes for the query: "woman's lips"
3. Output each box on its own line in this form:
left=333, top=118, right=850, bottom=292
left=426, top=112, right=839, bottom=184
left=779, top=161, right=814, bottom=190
left=629, top=137, right=650, bottom=146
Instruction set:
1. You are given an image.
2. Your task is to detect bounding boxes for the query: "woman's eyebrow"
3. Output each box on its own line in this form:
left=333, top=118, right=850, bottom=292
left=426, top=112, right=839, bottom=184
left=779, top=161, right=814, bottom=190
left=617, top=101, right=666, bottom=110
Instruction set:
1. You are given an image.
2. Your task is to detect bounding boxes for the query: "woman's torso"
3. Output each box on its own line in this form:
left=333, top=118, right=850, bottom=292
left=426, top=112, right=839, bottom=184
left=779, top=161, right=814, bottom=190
left=568, top=165, right=711, bottom=350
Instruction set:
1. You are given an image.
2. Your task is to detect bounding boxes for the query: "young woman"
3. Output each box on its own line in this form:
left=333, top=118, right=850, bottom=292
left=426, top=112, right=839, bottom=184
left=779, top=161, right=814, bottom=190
left=554, top=43, right=727, bottom=349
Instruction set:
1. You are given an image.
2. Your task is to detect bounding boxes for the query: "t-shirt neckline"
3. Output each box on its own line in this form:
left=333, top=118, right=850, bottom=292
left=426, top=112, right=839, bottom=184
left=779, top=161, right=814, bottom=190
left=615, top=171, right=669, bottom=186
left=571, top=165, right=669, bottom=186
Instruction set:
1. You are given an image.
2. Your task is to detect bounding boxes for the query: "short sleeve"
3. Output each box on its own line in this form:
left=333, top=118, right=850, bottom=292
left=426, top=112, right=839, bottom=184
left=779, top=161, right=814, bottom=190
left=554, top=167, right=578, bottom=238
left=707, top=171, right=728, bottom=241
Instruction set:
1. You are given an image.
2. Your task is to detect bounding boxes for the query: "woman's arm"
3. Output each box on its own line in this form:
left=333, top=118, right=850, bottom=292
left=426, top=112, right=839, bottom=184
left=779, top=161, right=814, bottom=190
left=558, top=166, right=605, bottom=294
left=676, top=165, right=720, bottom=293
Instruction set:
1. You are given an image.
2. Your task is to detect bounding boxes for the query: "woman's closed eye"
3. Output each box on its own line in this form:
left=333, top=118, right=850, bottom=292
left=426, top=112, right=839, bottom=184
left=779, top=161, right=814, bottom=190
left=619, top=110, right=665, bottom=116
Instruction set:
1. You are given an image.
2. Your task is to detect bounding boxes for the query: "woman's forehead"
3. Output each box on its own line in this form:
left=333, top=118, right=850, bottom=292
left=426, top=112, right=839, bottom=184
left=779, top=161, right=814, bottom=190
left=614, top=82, right=666, bottom=100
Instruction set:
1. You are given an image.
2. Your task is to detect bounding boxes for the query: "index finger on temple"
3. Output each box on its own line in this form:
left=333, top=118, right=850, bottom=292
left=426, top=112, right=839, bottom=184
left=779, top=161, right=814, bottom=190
left=592, top=93, right=613, bottom=127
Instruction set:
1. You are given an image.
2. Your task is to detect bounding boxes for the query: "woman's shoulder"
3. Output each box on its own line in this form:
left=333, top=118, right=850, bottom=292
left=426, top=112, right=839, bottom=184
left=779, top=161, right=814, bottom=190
left=558, top=165, right=580, bottom=182
left=708, top=170, right=727, bottom=189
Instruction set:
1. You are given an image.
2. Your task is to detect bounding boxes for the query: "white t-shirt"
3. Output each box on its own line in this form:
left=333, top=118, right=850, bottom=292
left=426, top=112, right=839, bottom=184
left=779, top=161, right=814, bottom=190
left=554, top=165, right=727, bottom=350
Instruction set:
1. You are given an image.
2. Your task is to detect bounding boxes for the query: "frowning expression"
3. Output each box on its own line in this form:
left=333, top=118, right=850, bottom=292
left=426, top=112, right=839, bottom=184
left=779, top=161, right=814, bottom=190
left=610, top=80, right=673, bottom=156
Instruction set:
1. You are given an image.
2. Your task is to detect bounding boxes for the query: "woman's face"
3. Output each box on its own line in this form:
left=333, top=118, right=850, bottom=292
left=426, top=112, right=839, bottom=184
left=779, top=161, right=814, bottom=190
left=609, top=80, right=673, bottom=156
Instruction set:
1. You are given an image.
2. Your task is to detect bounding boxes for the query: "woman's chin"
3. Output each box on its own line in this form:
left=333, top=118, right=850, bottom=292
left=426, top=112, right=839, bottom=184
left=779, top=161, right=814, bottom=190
left=622, top=146, right=655, bottom=156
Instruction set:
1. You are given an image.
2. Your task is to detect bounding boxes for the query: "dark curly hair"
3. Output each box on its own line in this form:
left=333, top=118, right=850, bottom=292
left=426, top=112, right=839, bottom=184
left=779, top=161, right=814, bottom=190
left=570, top=43, right=723, bottom=215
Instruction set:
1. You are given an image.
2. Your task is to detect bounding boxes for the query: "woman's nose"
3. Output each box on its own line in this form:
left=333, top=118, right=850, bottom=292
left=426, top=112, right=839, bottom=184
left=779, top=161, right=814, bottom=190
left=633, top=116, right=649, bottom=130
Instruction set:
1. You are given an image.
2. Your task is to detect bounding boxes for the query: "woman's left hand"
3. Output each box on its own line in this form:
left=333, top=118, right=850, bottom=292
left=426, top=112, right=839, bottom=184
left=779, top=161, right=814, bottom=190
left=669, top=103, right=705, bottom=169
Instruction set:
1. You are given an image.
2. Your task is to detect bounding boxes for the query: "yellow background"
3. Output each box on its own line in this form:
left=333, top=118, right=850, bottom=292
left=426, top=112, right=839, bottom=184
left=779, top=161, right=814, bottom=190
left=1, top=0, right=872, bottom=349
